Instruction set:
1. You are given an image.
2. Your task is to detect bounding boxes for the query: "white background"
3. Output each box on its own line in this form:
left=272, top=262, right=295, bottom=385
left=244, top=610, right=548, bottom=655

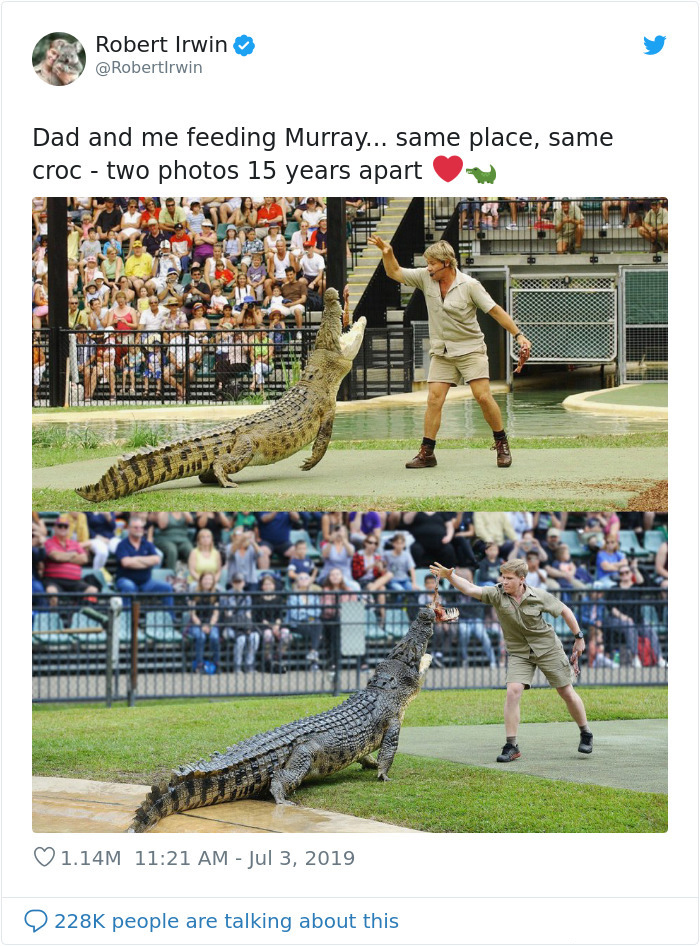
left=2, top=2, right=697, bottom=944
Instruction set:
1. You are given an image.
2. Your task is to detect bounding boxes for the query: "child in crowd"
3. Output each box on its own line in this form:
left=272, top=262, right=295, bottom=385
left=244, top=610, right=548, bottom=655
left=287, top=540, right=318, bottom=584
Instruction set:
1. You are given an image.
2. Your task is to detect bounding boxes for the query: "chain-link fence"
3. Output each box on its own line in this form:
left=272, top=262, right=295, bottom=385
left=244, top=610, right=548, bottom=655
left=32, top=587, right=668, bottom=705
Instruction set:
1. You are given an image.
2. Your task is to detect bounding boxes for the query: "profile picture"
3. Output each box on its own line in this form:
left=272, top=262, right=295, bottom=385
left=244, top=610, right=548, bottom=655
left=33, top=33, right=85, bottom=86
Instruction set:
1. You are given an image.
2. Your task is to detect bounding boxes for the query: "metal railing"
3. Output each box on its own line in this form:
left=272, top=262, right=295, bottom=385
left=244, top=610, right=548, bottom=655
left=32, top=588, right=668, bottom=705
left=458, top=198, right=668, bottom=264
left=31, top=323, right=410, bottom=407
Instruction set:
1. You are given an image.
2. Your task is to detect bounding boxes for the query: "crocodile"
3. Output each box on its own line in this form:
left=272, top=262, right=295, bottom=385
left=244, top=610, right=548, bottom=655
left=465, top=164, right=497, bottom=185
left=75, top=288, right=366, bottom=502
left=126, top=594, right=458, bottom=832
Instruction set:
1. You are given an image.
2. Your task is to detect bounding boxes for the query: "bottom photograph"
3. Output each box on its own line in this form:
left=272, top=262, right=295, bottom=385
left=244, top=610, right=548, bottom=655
left=32, top=510, right=668, bottom=834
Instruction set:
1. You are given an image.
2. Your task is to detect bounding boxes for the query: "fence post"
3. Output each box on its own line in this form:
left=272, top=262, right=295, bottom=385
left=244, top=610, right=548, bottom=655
left=105, top=597, right=122, bottom=708
left=128, top=599, right=140, bottom=706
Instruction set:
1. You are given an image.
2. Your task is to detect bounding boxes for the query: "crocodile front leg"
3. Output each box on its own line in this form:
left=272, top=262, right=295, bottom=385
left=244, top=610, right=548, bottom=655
left=358, top=755, right=379, bottom=770
left=376, top=719, right=402, bottom=781
left=300, top=411, right=335, bottom=471
left=210, top=438, right=255, bottom=488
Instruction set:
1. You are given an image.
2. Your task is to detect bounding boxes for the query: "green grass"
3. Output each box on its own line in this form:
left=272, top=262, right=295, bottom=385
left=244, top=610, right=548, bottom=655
left=33, top=688, right=667, bottom=833
left=586, top=384, right=667, bottom=408
left=33, top=487, right=654, bottom=513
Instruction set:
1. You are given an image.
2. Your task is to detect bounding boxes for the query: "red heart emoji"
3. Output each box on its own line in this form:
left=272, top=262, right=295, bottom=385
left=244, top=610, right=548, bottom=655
left=433, top=155, right=463, bottom=183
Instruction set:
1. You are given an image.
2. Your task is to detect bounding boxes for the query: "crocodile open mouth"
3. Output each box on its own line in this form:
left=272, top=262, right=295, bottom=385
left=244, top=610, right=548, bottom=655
left=339, top=316, right=367, bottom=360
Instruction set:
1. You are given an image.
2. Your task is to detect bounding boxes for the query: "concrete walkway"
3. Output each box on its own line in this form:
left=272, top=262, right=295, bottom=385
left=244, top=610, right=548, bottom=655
left=34, top=445, right=666, bottom=508
left=399, top=719, right=667, bottom=793
left=32, top=777, right=420, bottom=834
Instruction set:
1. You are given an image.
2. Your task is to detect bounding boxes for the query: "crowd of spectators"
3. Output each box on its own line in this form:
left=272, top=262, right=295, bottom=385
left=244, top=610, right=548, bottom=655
left=32, top=197, right=376, bottom=403
left=33, top=510, right=668, bottom=675
left=458, top=197, right=668, bottom=254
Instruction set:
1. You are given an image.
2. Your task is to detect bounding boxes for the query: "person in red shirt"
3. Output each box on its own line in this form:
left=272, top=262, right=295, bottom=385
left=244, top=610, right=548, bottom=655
left=255, top=197, right=284, bottom=237
left=43, top=516, right=90, bottom=592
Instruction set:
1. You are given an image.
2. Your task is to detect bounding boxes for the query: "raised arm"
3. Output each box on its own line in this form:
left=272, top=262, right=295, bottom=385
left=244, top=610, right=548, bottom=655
left=430, top=563, right=483, bottom=600
left=368, top=235, right=405, bottom=283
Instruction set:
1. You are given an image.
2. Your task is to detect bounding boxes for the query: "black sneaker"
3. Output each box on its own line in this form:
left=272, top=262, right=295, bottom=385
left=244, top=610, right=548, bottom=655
left=497, top=742, right=521, bottom=763
left=578, top=731, right=593, bottom=754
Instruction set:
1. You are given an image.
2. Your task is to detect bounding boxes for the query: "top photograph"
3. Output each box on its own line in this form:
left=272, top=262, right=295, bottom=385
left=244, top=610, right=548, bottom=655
left=31, top=196, right=667, bottom=512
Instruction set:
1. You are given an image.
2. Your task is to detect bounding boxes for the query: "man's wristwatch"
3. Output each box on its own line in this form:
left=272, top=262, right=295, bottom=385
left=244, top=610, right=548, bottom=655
left=573, top=631, right=585, bottom=640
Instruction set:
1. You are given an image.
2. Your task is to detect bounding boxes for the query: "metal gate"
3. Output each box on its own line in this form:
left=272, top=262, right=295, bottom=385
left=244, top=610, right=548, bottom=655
left=619, top=267, right=668, bottom=382
left=509, top=274, right=617, bottom=373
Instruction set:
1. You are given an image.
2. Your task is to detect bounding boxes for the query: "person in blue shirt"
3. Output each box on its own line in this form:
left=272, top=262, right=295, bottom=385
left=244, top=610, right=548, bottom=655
left=595, top=536, right=628, bottom=588
left=114, top=516, right=174, bottom=611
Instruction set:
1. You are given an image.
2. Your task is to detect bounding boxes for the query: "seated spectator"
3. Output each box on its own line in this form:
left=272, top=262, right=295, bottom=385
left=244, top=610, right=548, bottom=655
left=553, top=545, right=591, bottom=590
left=124, top=241, right=154, bottom=295
left=159, top=198, right=187, bottom=235
left=94, top=197, right=122, bottom=241
left=347, top=511, right=385, bottom=550
left=601, top=199, right=629, bottom=229
left=114, top=516, right=174, bottom=612
left=480, top=200, right=499, bottom=229
left=207, top=280, right=229, bottom=317
left=223, top=225, right=241, bottom=264
left=595, top=536, right=628, bottom=588
left=288, top=538, right=318, bottom=584
left=183, top=264, right=211, bottom=315
left=232, top=197, right=257, bottom=230
left=204, top=243, right=237, bottom=291
left=241, top=227, right=264, bottom=267
left=43, top=515, right=90, bottom=593
left=79, top=226, right=102, bottom=264
left=606, top=564, right=665, bottom=667
left=554, top=198, right=584, bottom=254
left=162, top=329, right=198, bottom=400
left=246, top=252, right=267, bottom=301
left=192, top=219, right=217, bottom=266
left=312, top=215, right=329, bottom=257
left=508, top=529, right=547, bottom=564
left=352, top=535, right=394, bottom=627
left=89, top=330, right=117, bottom=401
left=404, top=511, right=458, bottom=568
left=523, top=549, right=548, bottom=588
left=638, top=199, right=668, bottom=251
left=141, top=218, right=169, bottom=257
left=119, top=199, right=143, bottom=255
left=589, top=626, right=618, bottom=669
left=149, top=512, right=195, bottom=571
left=290, top=220, right=312, bottom=259
left=169, top=222, right=192, bottom=273
left=256, top=196, right=285, bottom=236
left=655, top=541, right=668, bottom=589
left=475, top=542, right=503, bottom=586
left=451, top=567, right=499, bottom=668
left=139, top=198, right=161, bottom=228
left=85, top=512, right=119, bottom=571
left=147, top=248, right=182, bottom=296
left=286, top=571, right=323, bottom=669
left=222, top=573, right=259, bottom=672
left=298, top=243, right=325, bottom=294
left=385, top=533, right=419, bottom=592
left=248, top=328, right=273, bottom=394
left=185, top=200, right=205, bottom=235
left=186, top=573, right=221, bottom=672
left=265, top=238, right=296, bottom=297
left=32, top=332, right=47, bottom=401
left=256, top=512, right=301, bottom=564
left=101, top=244, right=124, bottom=291
left=233, top=273, right=255, bottom=310
left=473, top=511, right=516, bottom=558
left=293, top=197, right=322, bottom=230
left=277, top=266, right=307, bottom=330
left=225, top=530, right=264, bottom=590
left=257, top=574, right=292, bottom=672
left=214, top=320, right=249, bottom=399
left=187, top=528, right=222, bottom=589
left=318, top=524, right=357, bottom=587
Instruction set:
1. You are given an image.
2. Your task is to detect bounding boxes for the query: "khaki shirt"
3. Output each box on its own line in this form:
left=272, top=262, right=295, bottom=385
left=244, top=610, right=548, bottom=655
left=399, top=267, right=496, bottom=357
left=644, top=208, right=668, bottom=228
left=480, top=583, right=565, bottom=658
left=553, top=204, right=583, bottom=236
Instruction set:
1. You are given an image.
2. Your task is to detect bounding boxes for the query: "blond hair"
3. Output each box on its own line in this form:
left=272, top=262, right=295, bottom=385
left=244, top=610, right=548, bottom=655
left=424, top=240, right=458, bottom=270
left=500, top=559, right=528, bottom=579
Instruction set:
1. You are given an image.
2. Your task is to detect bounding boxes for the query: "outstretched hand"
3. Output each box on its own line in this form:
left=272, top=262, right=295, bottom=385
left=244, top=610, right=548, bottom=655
left=368, top=234, right=391, bottom=254
left=429, top=562, right=452, bottom=581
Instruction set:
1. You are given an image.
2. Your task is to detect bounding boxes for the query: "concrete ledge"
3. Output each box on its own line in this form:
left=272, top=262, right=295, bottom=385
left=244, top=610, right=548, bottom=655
left=563, top=386, right=668, bottom=420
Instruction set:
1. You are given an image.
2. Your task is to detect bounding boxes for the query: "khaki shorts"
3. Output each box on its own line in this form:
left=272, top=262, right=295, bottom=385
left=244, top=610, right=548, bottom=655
left=506, top=643, right=575, bottom=689
left=428, top=348, right=490, bottom=386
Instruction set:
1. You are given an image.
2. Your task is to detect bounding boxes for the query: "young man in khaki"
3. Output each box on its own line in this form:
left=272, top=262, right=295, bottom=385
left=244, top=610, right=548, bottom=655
left=430, top=558, right=592, bottom=760
left=369, top=236, right=531, bottom=469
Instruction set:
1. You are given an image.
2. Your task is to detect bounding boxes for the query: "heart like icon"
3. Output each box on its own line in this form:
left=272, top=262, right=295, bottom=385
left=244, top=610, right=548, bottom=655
left=34, top=846, right=55, bottom=867
left=433, top=155, right=463, bottom=183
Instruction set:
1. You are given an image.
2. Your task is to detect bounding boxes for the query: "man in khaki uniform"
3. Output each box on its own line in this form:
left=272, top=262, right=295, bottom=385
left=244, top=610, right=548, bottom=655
left=369, top=236, right=531, bottom=470
left=554, top=199, right=584, bottom=254
left=430, top=558, right=592, bottom=761
left=638, top=199, right=668, bottom=252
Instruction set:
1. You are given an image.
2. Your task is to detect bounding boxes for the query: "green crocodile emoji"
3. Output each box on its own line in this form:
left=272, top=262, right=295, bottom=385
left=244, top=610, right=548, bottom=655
left=465, top=165, right=497, bottom=184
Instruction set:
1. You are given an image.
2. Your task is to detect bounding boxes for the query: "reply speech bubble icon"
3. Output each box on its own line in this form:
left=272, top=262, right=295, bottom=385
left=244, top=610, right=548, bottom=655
left=24, top=910, right=48, bottom=933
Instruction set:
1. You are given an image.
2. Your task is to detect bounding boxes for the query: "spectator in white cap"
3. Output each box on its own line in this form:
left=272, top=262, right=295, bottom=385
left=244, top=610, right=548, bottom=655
left=192, top=219, right=217, bottom=266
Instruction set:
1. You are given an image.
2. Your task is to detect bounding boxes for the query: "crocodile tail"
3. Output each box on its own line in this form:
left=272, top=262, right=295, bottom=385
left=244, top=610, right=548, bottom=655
left=75, top=437, right=218, bottom=503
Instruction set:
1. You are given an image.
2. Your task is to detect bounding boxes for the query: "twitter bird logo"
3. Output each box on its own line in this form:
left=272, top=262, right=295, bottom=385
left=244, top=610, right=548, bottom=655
left=643, top=35, right=666, bottom=55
